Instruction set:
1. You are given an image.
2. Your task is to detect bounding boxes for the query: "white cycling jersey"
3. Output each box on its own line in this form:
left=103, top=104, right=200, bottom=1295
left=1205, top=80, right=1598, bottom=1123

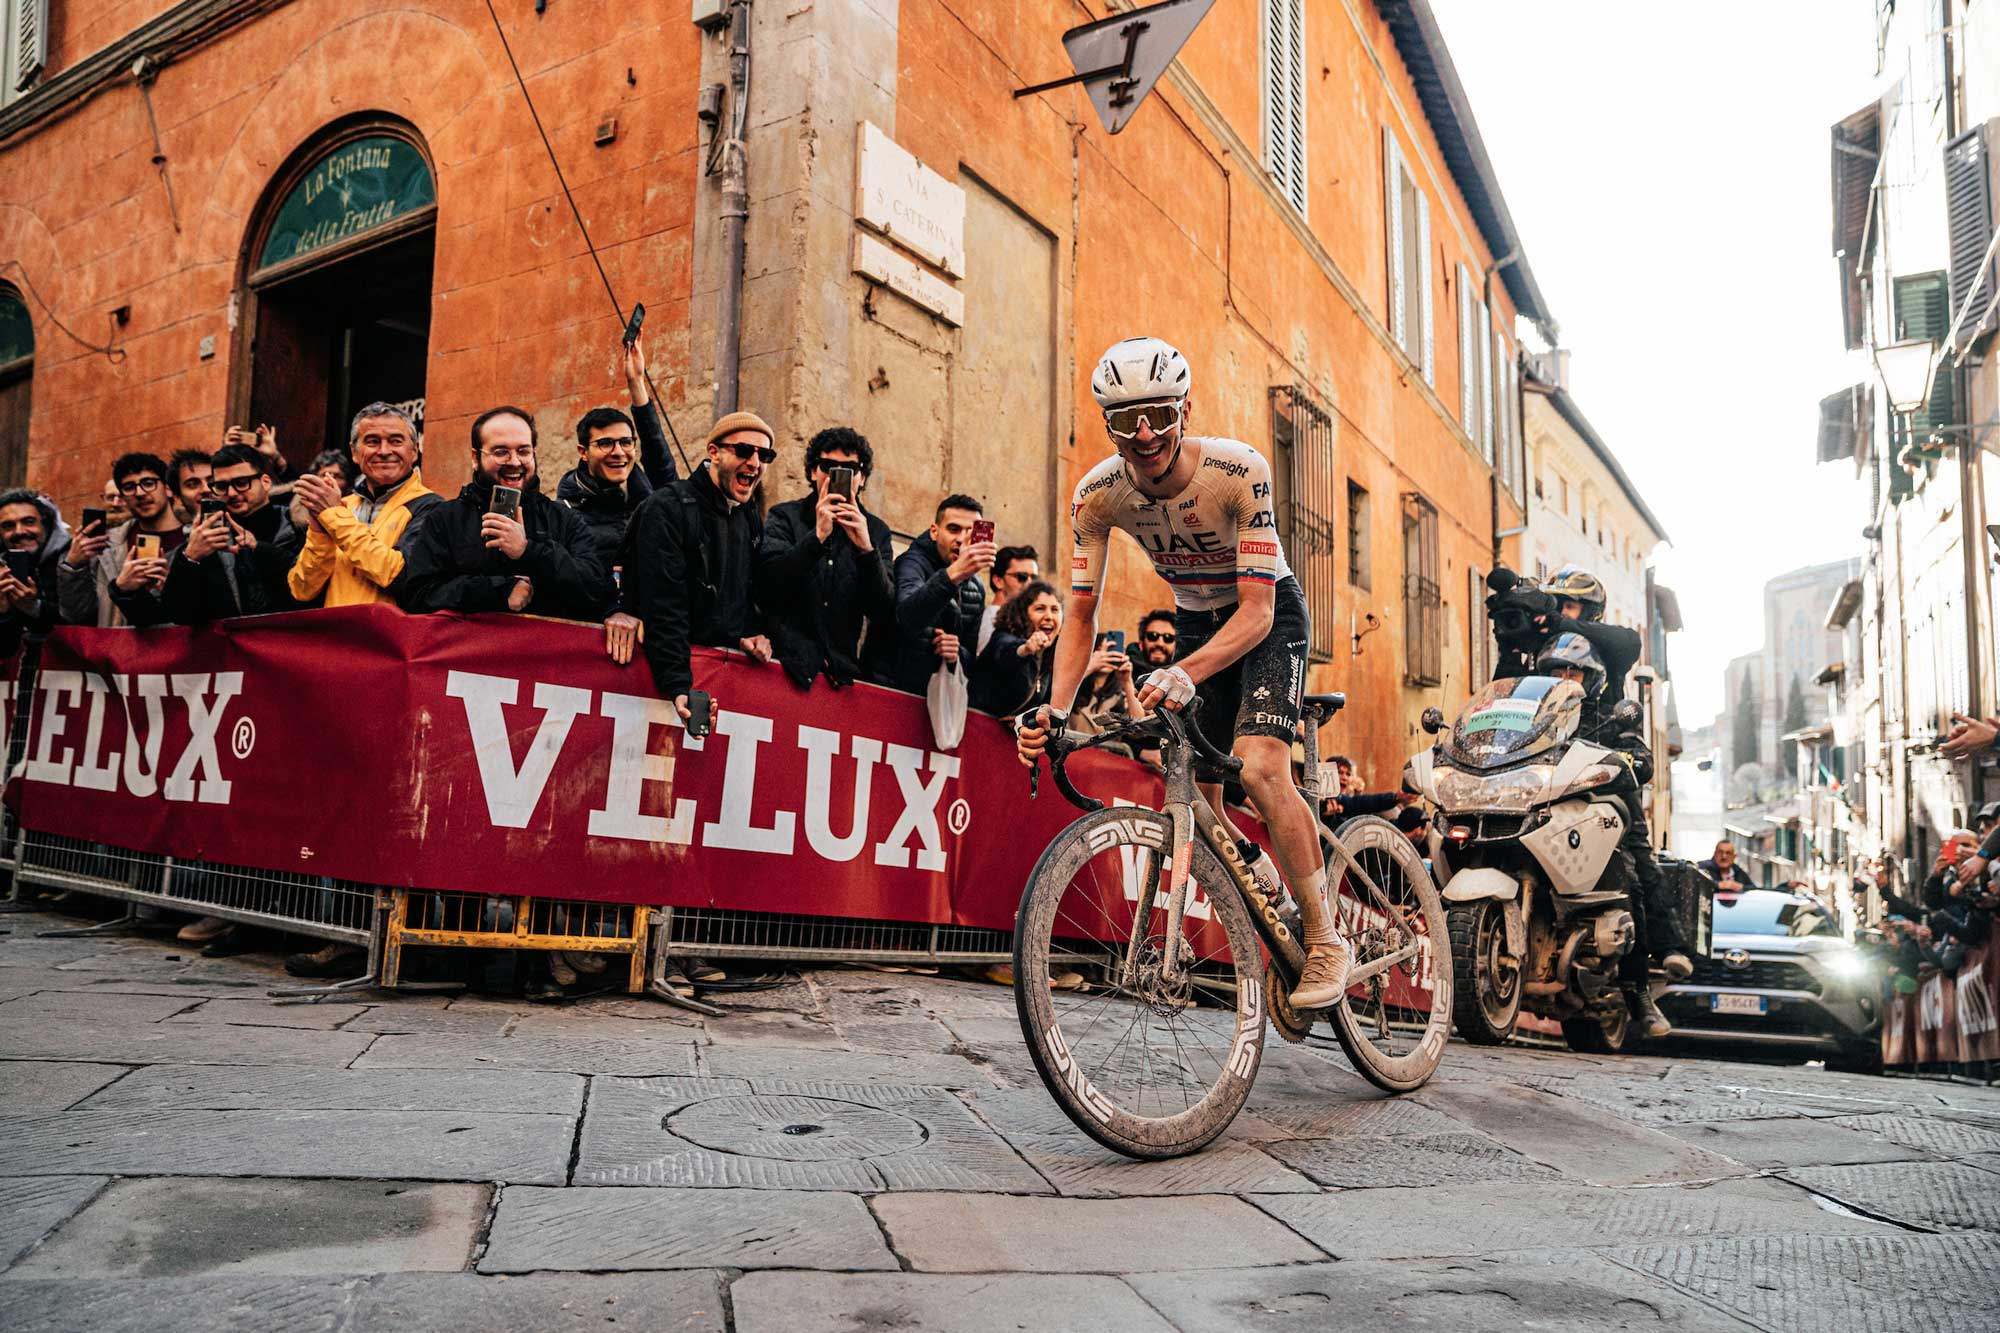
left=1068, top=437, right=1293, bottom=612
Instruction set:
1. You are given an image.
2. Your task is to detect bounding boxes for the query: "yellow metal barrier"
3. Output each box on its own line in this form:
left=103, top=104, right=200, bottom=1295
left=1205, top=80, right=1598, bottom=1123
left=383, top=889, right=650, bottom=994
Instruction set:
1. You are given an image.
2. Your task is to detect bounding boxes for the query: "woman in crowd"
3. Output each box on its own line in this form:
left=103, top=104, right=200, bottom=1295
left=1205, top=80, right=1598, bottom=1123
left=973, top=578, right=1061, bottom=717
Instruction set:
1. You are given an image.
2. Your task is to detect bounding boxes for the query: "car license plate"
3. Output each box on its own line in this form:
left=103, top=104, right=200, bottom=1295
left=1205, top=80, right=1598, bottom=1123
left=1711, top=993, right=1767, bottom=1016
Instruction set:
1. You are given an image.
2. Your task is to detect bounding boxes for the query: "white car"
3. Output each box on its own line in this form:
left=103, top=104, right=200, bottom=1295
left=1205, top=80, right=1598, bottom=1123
left=1657, top=888, right=1881, bottom=1071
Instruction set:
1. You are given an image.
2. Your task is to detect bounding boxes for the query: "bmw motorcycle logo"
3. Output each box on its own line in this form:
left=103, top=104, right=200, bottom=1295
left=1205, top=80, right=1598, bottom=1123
left=1566, top=829, right=1582, bottom=850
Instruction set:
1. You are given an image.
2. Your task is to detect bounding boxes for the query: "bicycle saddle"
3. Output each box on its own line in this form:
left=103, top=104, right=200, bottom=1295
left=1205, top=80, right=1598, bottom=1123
left=1303, top=692, right=1346, bottom=714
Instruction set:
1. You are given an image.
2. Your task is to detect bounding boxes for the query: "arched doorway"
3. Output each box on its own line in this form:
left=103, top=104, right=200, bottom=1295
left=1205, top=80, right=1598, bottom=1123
left=0, top=283, right=30, bottom=488
left=233, top=118, right=436, bottom=468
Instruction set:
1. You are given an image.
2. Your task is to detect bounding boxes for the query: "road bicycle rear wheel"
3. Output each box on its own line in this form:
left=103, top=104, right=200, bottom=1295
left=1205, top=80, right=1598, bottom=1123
left=1323, top=815, right=1453, bottom=1092
left=1014, top=806, right=1266, bottom=1160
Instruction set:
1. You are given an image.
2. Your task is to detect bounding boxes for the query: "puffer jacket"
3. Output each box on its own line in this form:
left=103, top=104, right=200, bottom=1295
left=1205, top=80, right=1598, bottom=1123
left=886, top=534, right=983, bottom=694
left=287, top=470, right=441, bottom=608
left=393, top=472, right=608, bottom=621
left=0, top=491, right=69, bottom=656
left=621, top=463, right=766, bottom=700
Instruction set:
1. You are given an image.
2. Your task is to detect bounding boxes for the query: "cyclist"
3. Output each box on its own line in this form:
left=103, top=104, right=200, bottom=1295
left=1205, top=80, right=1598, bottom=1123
left=1536, top=632, right=1673, bottom=1037
left=1016, top=336, right=1351, bottom=1011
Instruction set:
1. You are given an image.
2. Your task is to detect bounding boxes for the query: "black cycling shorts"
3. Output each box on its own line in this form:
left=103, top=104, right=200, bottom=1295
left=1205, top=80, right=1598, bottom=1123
left=1171, top=576, right=1310, bottom=782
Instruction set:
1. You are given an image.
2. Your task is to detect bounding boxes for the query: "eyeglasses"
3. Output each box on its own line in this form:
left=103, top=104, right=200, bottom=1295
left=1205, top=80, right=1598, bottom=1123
left=587, top=435, right=636, bottom=452
left=1142, top=630, right=1177, bottom=644
left=209, top=474, right=262, bottom=494
left=1104, top=400, right=1183, bottom=441
left=720, top=442, right=777, bottom=464
left=117, top=477, right=163, bottom=495
left=999, top=570, right=1036, bottom=584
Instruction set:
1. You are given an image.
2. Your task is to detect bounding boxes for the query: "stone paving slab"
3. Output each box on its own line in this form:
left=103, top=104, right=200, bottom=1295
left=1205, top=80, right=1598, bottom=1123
left=1784, top=1160, right=2000, bottom=1232
left=1825, top=1111, right=2000, bottom=1158
left=1606, top=1231, right=2000, bottom=1332
left=77, top=1064, right=586, bottom=1116
left=8, top=1177, right=487, bottom=1278
left=342, top=1002, right=522, bottom=1037
left=480, top=1186, right=898, bottom=1272
left=0, top=1176, right=106, bottom=1269
left=1266, top=1132, right=1561, bottom=1189
left=698, top=1043, right=1000, bottom=1088
left=0, top=1272, right=730, bottom=1333
left=1664, top=1115, right=1931, bottom=1170
left=0, top=990, right=201, bottom=1025
left=573, top=1076, right=1049, bottom=1193
left=731, top=1271, right=1176, bottom=1331
left=164, top=998, right=371, bottom=1030
left=0, top=1061, right=128, bottom=1112
left=352, top=1031, right=700, bottom=1075
left=870, top=1193, right=1325, bottom=1272
left=1415, top=1079, right=1748, bottom=1185
left=1007, top=1134, right=1317, bottom=1196
left=1257, top=1176, right=1892, bottom=1259
left=0, top=1108, right=574, bottom=1183
left=0, top=1017, right=377, bottom=1068
left=1128, top=1248, right=1758, bottom=1331
left=0, top=1274, right=355, bottom=1332
left=1237, top=1092, right=1464, bottom=1143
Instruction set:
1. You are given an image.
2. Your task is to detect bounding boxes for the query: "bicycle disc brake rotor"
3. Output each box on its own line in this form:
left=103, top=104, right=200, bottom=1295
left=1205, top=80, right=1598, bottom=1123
left=1131, top=940, right=1195, bottom=1016
left=1267, top=961, right=1312, bottom=1043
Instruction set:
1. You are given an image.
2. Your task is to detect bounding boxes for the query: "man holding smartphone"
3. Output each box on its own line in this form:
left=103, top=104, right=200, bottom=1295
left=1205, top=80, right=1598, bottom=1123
left=887, top=495, right=995, bottom=693
left=160, top=443, right=302, bottom=623
left=757, top=427, right=894, bottom=689
left=0, top=487, right=70, bottom=656
left=59, top=452, right=184, bottom=627
left=394, top=406, right=607, bottom=620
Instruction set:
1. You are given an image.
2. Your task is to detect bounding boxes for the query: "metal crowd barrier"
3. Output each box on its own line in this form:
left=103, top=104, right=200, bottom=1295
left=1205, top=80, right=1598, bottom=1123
left=383, top=888, right=651, bottom=994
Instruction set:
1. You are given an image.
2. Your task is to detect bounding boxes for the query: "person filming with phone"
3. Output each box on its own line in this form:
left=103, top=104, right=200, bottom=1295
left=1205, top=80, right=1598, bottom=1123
left=757, top=426, right=894, bottom=690
left=0, top=487, right=70, bottom=656
left=886, top=496, right=993, bottom=694
left=393, top=406, right=607, bottom=620
left=160, top=444, right=302, bottom=624
left=58, top=452, right=185, bottom=627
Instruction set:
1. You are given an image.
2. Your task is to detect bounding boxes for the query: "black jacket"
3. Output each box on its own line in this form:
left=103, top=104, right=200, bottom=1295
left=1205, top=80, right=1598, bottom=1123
left=622, top=463, right=766, bottom=700
left=756, top=491, right=895, bottom=689
left=887, top=534, right=984, bottom=694
left=1698, top=858, right=1755, bottom=893
left=1495, top=605, right=1643, bottom=706
left=393, top=474, right=608, bottom=621
left=159, top=503, right=302, bottom=626
left=553, top=401, right=679, bottom=612
left=0, top=494, right=70, bottom=657
left=971, top=630, right=1047, bottom=717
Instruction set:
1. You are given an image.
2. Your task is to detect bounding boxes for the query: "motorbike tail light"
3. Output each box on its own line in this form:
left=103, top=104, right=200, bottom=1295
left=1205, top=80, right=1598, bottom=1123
left=1447, top=825, right=1473, bottom=844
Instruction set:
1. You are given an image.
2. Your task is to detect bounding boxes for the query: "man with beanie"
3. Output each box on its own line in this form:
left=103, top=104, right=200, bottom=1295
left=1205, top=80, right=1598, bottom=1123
left=621, top=409, right=776, bottom=723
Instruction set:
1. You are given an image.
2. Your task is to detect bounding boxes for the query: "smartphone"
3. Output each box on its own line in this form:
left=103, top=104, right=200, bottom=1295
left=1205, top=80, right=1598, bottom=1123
left=488, top=485, right=523, bottom=521
left=970, top=518, right=994, bottom=547
left=80, top=507, right=108, bottom=533
left=199, top=496, right=227, bottom=519
left=134, top=534, right=163, bottom=560
left=827, top=465, right=855, bottom=502
left=1099, top=629, right=1126, bottom=656
left=3, top=550, right=36, bottom=585
left=623, top=303, right=646, bottom=347
left=684, top=688, right=713, bottom=738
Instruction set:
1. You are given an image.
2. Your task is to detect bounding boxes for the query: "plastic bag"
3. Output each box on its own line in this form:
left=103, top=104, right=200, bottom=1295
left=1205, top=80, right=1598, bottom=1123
left=927, top=658, right=968, bottom=750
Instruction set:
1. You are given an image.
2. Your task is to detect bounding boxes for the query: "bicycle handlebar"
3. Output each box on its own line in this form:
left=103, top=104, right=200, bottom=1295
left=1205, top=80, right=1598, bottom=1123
left=1024, top=698, right=1245, bottom=813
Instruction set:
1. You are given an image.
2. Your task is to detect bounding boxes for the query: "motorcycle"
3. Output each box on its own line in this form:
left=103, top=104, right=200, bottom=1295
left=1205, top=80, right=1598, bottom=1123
left=1405, top=676, right=1651, bottom=1053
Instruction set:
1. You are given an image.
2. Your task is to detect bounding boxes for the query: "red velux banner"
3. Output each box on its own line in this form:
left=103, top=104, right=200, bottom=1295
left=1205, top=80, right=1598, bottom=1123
left=11, top=606, right=1438, bottom=1001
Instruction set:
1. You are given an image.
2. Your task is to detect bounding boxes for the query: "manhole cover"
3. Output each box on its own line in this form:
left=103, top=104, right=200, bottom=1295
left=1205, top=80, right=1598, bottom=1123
left=665, top=1095, right=928, bottom=1161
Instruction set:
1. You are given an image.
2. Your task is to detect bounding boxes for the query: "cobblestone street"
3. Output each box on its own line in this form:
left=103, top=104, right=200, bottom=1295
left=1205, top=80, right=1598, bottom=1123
left=3, top=913, right=1999, bottom=1331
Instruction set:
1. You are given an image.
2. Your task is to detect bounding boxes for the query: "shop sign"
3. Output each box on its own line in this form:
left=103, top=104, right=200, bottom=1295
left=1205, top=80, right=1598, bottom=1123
left=855, top=121, right=965, bottom=277
left=258, top=136, right=435, bottom=270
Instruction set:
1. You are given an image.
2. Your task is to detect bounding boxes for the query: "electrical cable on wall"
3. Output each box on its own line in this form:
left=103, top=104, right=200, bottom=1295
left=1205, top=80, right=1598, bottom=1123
left=482, top=0, right=694, bottom=475
left=1, top=261, right=126, bottom=364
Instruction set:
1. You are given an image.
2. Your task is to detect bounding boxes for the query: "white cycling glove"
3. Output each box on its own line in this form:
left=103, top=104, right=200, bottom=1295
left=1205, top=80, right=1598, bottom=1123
left=1143, top=665, right=1197, bottom=709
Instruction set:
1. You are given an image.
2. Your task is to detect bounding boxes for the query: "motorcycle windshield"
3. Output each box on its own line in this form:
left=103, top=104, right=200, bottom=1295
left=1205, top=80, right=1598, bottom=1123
left=1447, top=677, right=1584, bottom=770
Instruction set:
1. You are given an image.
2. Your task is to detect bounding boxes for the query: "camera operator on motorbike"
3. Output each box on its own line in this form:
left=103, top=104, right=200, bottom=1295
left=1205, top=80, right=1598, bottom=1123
left=1536, top=632, right=1673, bottom=1038
left=1015, top=337, right=1353, bottom=1012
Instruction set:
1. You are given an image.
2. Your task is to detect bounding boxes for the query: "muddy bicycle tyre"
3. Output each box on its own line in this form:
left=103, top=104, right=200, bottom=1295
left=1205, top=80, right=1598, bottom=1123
left=1014, top=807, right=1267, bottom=1160
left=1324, top=815, right=1453, bottom=1092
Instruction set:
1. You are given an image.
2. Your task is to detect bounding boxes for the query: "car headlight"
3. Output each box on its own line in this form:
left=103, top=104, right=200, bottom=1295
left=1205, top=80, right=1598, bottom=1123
left=1824, top=952, right=1871, bottom=981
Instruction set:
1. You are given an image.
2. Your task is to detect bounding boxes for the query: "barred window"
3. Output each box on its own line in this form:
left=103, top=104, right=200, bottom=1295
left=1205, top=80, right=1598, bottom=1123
left=1346, top=480, right=1371, bottom=591
left=1271, top=385, right=1337, bottom=662
left=1402, top=492, right=1441, bottom=687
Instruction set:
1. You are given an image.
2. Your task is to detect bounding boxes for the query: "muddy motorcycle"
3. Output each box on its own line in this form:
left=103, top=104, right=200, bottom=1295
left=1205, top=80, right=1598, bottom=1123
left=1404, top=677, right=1653, bottom=1054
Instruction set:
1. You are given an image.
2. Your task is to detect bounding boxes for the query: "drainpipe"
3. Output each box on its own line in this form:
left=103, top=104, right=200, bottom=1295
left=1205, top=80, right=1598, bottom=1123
left=713, top=0, right=754, bottom=418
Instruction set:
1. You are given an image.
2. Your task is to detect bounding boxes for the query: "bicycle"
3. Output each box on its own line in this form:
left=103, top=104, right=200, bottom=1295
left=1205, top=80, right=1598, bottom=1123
left=1013, top=692, right=1452, bottom=1159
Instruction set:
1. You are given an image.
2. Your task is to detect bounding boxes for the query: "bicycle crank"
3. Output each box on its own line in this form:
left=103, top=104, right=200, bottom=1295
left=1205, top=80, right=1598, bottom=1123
left=1267, top=961, right=1314, bottom=1044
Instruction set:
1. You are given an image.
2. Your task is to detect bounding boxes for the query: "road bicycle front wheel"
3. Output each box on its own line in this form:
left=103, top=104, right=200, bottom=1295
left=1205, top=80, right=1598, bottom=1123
left=1322, top=814, right=1454, bottom=1092
left=1014, top=806, right=1267, bottom=1160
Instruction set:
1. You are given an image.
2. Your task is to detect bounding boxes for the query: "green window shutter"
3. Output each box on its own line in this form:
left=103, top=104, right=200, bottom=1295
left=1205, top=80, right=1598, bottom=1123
left=1892, top=271, right=1956, bottom=450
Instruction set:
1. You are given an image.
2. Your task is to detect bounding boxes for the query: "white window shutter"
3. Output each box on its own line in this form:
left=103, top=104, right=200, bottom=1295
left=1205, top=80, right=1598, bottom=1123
left=14, top=0, right=49, bottom=92
left=1263, top=0, right=1307, bottom=215
left=1284, top=0, right=1305, bottom=214
left=1457, top=264, right=1475, bottom=429
left=1417, top=190, right=1434, bottom=385
left=1477, top=302, right=1494, bottom=463
left=1383, top=127, right=1404, bottom=347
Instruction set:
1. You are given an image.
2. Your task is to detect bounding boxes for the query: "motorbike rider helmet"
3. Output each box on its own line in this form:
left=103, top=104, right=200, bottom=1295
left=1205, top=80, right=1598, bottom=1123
left=1547, top=564, right=1608, bottom=622
left=1536, top=631, right=1606, bottom=700
left=1091, top=337, right=1192, bottom=480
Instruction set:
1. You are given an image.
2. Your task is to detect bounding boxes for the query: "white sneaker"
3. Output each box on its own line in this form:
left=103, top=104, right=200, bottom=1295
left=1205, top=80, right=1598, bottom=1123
left=1290, top=939, right=1351, bottom=1010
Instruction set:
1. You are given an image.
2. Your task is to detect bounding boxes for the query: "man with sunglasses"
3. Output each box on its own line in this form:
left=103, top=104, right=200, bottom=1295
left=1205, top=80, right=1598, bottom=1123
left=621, top=410, right=777, bottom=724
left=58, top=452, right=185, bottom=627
left=1017, top=336, right=1353, bottom=1012
left=160, top=443, right=302, bottom=624
left=1135, top=609, right=1177, bottom=669
left=976, top=545, right=1040, bottom=654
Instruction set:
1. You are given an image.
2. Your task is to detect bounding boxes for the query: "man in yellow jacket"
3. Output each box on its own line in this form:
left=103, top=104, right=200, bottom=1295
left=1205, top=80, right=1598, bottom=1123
left=287, top=402, right=442, bottom=607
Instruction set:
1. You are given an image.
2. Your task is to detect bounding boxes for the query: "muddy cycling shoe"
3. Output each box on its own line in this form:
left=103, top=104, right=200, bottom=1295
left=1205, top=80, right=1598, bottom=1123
left=1289, top=940, right=1351, bottom=1010
left=1629, top=990, right=1673, bottom=1039
left=1661, top=952, right=1693, bottom=981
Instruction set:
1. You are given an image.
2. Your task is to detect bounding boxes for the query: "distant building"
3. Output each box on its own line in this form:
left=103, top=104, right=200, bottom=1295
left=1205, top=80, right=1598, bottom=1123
left=1760, top=560, right=1861, bottom=772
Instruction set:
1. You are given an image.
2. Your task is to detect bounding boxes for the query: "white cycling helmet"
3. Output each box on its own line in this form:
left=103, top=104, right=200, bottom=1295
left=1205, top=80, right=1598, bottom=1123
left=1091, top=337, right=1192, bottom=408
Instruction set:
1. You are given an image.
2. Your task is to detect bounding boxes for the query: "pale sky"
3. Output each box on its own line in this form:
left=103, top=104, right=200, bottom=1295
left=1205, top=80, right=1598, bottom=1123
left=1429, top=1, right=1880, bottom=724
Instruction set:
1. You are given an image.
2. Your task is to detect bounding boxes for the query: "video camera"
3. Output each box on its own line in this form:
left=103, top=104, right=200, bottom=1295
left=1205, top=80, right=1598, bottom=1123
left=1485, top=566, right=1557, bottom=657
